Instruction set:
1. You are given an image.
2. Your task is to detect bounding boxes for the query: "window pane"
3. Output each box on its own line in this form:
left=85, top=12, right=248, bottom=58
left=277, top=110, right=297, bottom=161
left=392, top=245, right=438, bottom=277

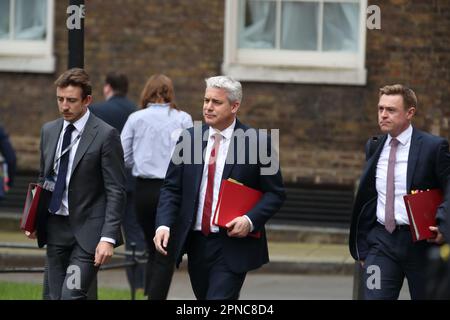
left=281, top=1, right=319, bottom=50
left=14, top=0, right=47, bottom=40
left=0, top=0, right=10, bottom=39
left=238, top=0, right=276, bottom=49
left=323, top=3, right=359, bottom=52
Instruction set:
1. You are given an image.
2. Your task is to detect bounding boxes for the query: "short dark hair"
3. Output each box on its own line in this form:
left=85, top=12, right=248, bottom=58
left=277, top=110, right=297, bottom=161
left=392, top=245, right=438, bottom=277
left=105, top=72, right=129, bottom=96
left=379, top=84, right=417, bottom=110
left=54, top=68, right=92, bottom=99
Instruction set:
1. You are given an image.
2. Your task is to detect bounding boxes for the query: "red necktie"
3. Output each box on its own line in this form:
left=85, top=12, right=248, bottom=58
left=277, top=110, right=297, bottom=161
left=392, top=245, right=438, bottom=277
left=201, top=134, right=222, bottom=236
left=385, top=138, right=399, bottom=233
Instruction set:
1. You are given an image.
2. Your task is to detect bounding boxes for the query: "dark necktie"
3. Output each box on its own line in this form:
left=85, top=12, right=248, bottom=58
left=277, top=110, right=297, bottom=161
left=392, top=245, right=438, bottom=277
left=49, top=124, right=76, bottom=214
left=385, top=138, right=400, bottom=233
left=201, top=133, right=222, bottom=236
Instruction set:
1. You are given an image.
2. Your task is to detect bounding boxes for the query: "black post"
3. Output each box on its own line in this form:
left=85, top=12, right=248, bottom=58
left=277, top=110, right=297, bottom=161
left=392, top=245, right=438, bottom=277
left=68, top=0, right=85, bottom=68
left=67, top=0, right=97, bottom=300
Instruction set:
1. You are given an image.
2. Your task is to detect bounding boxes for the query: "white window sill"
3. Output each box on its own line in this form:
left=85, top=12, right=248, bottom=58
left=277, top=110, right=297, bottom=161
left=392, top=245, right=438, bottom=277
left=222, top=63, right=367, bottom=86
left=0, top=55, right=56, bottom=73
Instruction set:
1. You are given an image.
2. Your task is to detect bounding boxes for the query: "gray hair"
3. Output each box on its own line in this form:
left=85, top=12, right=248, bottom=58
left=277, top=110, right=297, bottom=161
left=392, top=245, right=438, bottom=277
left=205, top=76, right=242, bottom=103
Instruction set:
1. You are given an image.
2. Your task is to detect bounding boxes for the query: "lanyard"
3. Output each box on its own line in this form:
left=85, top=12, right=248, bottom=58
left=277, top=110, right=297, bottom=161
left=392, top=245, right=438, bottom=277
left=52, top=131, right=83, bottom=175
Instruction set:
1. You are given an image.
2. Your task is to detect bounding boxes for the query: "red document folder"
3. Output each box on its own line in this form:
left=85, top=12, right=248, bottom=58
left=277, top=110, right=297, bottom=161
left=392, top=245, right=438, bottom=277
left=212, top=179, right=263, bottom=238
left=403, top=189, right=443, bottom=242
left=20, top=183, right=44, bottom=233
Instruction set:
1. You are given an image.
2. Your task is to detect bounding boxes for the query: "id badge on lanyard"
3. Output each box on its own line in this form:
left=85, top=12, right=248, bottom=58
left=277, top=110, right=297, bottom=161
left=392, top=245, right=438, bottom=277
left=44, top=130, right=82, bottom=192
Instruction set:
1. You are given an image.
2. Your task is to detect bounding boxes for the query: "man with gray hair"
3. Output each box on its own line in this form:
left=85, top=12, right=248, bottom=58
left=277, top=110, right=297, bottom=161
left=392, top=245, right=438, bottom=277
left=154, top=76, right=285, bottom=299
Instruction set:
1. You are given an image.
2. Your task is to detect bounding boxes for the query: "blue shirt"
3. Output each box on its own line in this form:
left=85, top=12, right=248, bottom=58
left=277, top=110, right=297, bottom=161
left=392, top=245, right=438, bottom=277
left=121, top=103, right=193, bottom=178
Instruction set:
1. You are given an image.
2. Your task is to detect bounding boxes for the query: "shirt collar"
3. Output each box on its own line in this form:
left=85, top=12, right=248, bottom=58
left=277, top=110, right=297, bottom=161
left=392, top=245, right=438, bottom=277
left=208, top=118, right=236, bottom=141
left=387, top=124, right=412, bottom=146
left=146, top=102, right=170, bottom=108
left=63, top=109, right=90, bottom=133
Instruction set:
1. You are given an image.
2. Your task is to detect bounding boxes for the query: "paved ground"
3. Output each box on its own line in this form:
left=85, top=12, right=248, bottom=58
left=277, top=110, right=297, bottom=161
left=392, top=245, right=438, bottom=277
left=0, top=216, right=411, bottom=300
left=0, top=268, right=411, bottom=300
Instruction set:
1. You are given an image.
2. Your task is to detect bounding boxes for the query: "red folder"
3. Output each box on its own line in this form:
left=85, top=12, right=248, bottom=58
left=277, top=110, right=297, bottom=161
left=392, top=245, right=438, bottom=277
left=403, top=189, right=443, bottom=242
left=212, top=179, right=263, bottom=238
left=20, top=183, right=44, bottom=233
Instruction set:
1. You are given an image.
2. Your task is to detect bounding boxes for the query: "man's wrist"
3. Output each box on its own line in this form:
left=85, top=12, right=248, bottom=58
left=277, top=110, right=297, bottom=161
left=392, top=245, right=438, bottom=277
left=100, top=237, right=116, bottom=245
left=243, top=215, right=254, bottom=232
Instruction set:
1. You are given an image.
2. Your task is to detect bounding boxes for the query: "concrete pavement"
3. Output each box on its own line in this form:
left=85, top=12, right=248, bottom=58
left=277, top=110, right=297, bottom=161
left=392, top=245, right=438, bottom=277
left=0, top=212, right=413, bottom=299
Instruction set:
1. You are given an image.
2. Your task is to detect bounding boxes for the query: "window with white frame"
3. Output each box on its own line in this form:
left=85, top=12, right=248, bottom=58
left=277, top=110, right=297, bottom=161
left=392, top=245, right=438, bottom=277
left=223, top=0, right=367, bottom=85
left=0, top=0, right=55, bottom=73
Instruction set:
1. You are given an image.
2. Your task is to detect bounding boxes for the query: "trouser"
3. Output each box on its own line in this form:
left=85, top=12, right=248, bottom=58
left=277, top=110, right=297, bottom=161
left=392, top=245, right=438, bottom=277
left=362, top=222, right=430, bottom=300
left=187, top=231, right=246, bottom=300
left=122, top=191, right=146, bottom=290
left=135, top=177, right=176, bottom=299
left=46, top=214, right=98, bottom=300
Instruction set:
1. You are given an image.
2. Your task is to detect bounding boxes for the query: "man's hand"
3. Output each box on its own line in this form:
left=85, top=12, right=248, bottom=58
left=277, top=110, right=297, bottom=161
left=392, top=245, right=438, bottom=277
left=94, top=241, right=114, bottom=267
left=428, top=226, right=445, bottom=245
left=154, top=229, right=170, bottom=256
left=225, top=216, right=251, bottom=238
left=25, top=231, right=36, bottom=239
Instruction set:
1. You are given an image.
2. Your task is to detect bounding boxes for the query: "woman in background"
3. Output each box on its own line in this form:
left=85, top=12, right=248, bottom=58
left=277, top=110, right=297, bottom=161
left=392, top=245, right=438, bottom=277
left=121, top=74, right=193, bottom=299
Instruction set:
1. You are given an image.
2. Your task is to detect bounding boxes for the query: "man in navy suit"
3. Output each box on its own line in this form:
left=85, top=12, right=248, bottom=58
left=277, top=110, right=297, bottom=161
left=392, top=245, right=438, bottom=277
left=154, top=76, right=285, bottom=300
left=90, top=72, right=146, bottom=292
left=349, top=84, right=450, bottom=299
left=90, top=72, right=136, bottom=132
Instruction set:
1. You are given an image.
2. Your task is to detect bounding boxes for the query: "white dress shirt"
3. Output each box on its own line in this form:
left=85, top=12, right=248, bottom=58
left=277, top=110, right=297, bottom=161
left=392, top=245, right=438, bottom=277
left=193, top=119, right=254, bottom=233
left=193, top=120, right=235, bottom=233
left=53, top=110, right=89, bottom=217
left=375, top=125, right=413, bottom=226
left=157, top=118, right=254, bottom=234
left=53, top=110, right=115, bottom=244
left=121, top=103, right=193, bottom=179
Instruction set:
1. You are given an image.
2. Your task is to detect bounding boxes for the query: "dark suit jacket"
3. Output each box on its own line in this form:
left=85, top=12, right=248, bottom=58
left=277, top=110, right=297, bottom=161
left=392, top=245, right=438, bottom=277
left=156, top=119, right=286, bottom=274
left=89, top=95, right=136, bottom=133
left=36, top=113, right=126, bottom=253
left=0, top=125, right=17, bottom=188
left=90, top=95, right=136, bottom=191
left=349, top=128, right=450, bottom=261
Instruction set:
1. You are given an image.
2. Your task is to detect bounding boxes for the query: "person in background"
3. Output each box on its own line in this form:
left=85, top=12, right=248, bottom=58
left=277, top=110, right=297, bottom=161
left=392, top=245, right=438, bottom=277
left=121, top=74, right=193, bottom=299
left=90, top=72, right=146, bottom=293
left=0, top=125, right=17, bottom=197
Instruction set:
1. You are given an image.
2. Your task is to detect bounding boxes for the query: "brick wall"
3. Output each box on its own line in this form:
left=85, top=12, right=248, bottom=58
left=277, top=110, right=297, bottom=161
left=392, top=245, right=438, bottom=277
left=0, top=0, right=449, bottom=185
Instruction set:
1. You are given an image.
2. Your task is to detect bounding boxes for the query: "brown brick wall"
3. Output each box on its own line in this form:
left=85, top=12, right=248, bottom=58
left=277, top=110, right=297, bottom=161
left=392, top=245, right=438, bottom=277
left=0, top=0, right=449, bottom=185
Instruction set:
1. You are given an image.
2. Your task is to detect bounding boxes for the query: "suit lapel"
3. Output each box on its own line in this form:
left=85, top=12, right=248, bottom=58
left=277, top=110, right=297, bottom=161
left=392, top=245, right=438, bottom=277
left=406, top=128, right=422, bottom=192
left=221, top=119, right=244, bottom=181
left=70, top=114, right=99, bottom=176
left=44, top=119, right=63, bottom=177
left=192, top=125, right=208, bottom=197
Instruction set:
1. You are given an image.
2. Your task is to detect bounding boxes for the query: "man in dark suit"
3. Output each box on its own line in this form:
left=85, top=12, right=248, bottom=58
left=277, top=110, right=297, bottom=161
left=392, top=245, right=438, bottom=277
left=349, top=84, right=450, bottom=299
left=0, top=125, right=17, bottom=195
left=27, top=68, right=126, bottom=299
left=154, top=76, right=285, bottom=300
left=90, top=72, right=146, bottom=292
left=90, top=72, right=136, bottom=132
